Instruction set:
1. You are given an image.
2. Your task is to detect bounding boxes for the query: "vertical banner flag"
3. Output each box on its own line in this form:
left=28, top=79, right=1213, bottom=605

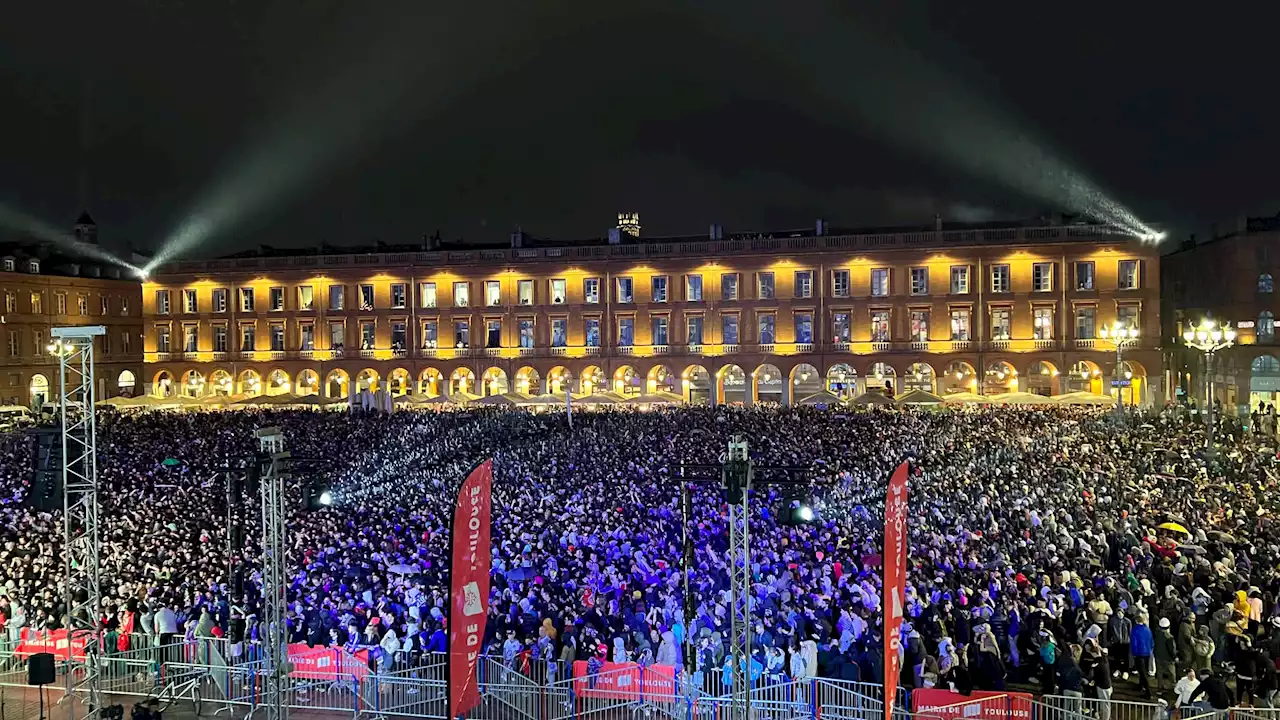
left=448, top=460, right=493, bottom=720
left=883, top=461, right=910, bottom=720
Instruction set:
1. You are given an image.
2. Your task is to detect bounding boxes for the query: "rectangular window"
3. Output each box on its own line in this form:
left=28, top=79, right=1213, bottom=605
left=950, top=266, right=970, bottom=295
left=949, top=308, right=971, bottom=341
left=722, top=315, right=739, bottom=345
left=833, top=312, right=851, bottom=342
left=30, top=292, right=41, bottom=314
left=157, top=325, right=171, bottom=353
left=794, top=271, right=814, bottom=299
left=687, top=316, right=704, bottom=345
left=1032, top=263, right=1053, bottom=292
left=485, top=281, right=502, bottom=307
left=300, top=323, right=315, bottom=351
left=270, top=287, right=285, bottom=311
left=270, top=324, right=285, bottom=351
left=183, top=289, right=197, bottom=313
left=100, top=295, right=108, bottom=315
left=2, top=293, right=12, bottom=314
left=910, top=309, right=930, bottom=342
left=794, top=312, right=814, bottom=344
left=359, top=284, right=375, bottom=310
left=1118, top=260, right=1140, bottom=290
left=551, top=318, right=567, bottom=347
left=584, top=318, right=600, bottom=347
left=832, top=270, right=850, bottom=298
left=617, top=317, right=634, bottom=346
left=518, top=318, right=535, bottom=348
left=33, top=330, right=43, bottom=356
left=991, top=265, right=1011, bottom=293
left=721, top=273, right=739, bottom=301
left=420, top=282, right=437, bottom=308
left=685, top=274, right=703, bottom=302
left=652, top=316, right=669, bottom=346
left=156, top=290, right=170, bottom=315
left=871, top=268, right=890, bottom=297
left=421, top=320, right=438, bottom=348
left=240, top=287, right=255, bottom=312
left=361, top=321, right=376, bottom=349
left=757, top=272, right=775, bottom=300
left=518, top=280, right=534, bottom=306
left=1075, top=306, right=1096, bottom=339
left=240, top=324, right=255, bottom=352
left=7, top=331, right=16, bottom=357
left=100, top=332, right=110, bottom=355
left=1117, top=304, right=1139, bottom=329
left=651, top=276, right=669, bottom=303
left=584, top=278, right=600, bottom=304
left=757, top=313, right=776, bottom=344
left=55, top=293, right=67, bottom=315
left=1033, top=307, right=1054, bottom=340
left=328, top=285, right=344, bottom=310
left=1075, top=262, right=1095, bottom=291
left=870, top=310, right=891, bottom=342
left=453, top=320, right=469, bottom=348
left=991, top=308, right=1012, bottom=340
left=616, top=277, right=633, bottom=304
left=453, top=282, right=470, bottom=307
left=910, top=267, right=929, bottom=296
left=329, top=321, right=345, bottom=351
left=485, top=319, right=502, bottom=348
left=184, top=325, right=198, bottom=352
left=213, top=288, right=228, bottom=313
left=550, top=279, right=567, bottom=305
left=391, top=283, right=407, bottom=309
left=213, top=326, right=227, bottom=353
left=298, top=285, right=314, bottom=310
left=121, top=330, right=130, bottom=353
left=391, top=321, right=407, bottom=349
left=75, top=294, right=86, bottom=316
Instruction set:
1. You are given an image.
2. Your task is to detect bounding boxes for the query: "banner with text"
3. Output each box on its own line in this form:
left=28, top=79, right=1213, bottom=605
left=911, top=689, right=1033, bottom=720
left=449, top=459, right=493, bottom=720
left=882, top=461, right=910, bottom=720
left=571, top=661, right=678, bottom=702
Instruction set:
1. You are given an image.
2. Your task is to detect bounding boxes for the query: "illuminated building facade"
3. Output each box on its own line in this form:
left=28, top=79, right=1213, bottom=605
left=1163, top=214, right=1280, bottom=414
left=142, top=221, right=1162, bottom=405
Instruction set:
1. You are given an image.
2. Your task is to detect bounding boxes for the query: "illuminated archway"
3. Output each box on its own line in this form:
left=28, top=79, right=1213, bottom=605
left=754, top=363, right=783, bottom=404
left=181, top=369, right=206, bottom=398
left=356, top=368, right=379, bottom=393
left=547, top=366, right=572, bottom=395
left=266, top=369, right=291, bottom=396
left=1065, top=360, right=1103, bottom=394
left=419, top=368, right=444, bottom=397
left=580, top=365, right=605, bottom=395
left=237, top=369, right=262, bottom=396
left=514, top=366, right=542, bottom=396
left=718, top=364, right=747, bottom=404
left=683, top=365, right=711, bottom=403
left=388, top=368, right=411, bottom=396
left=209, top=369, right=233, bottom=396
left=151, top=370, right=174, bottom=398
left=647, top=365, right=676, bottom=395
left=867, top=362, right=896, bottom=396
left=480, top=367, right=508, bottom=397
left=325, top=369, right=349, bottom=399
left=117, top=369, right=137, bottom=397
left=940, top=361, right=977, bottom=395
left=613, top=365, right=640, bottom=396
left=296, top=369, right=320, bottom=396
left=826, top=363, right=857, bottom=400
left=29, top=373, right=51, bottom=405
left=1115, top=360, right=1147, bottom=406
left=904, top=363, right=936, bottom=394
left=790, top=363, right=822, bottom=400
left=983, top=361, right=1017, bottom=396
left=450, top=367, right=476, bottom=396
left=1025, top=360, right=1058, bottom=396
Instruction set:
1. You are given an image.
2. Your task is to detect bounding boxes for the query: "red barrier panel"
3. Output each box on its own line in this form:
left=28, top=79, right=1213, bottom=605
left=14, top=629, right=89, bottom=660
left=286, top=643, right=370, bottom=680
left=911, top=689, right=1033, bottom=720
left=572, top=661, right=677, bottom=702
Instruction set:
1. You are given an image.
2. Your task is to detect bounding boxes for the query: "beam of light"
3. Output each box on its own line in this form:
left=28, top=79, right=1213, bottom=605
left=0, top=203, right=146, bottom=276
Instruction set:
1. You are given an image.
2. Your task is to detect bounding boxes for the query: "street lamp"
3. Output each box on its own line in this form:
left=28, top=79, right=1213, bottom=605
left=1098, top=322, right=1141, bottom=414
left=1182, top=319, right=1236, bottom=450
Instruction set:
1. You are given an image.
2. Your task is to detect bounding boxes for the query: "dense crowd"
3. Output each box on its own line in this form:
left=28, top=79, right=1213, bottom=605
left=1, top=403, right=1280, bottom=711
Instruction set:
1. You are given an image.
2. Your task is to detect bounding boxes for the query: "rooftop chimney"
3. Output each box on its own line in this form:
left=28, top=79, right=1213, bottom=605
left=815, top=218, right=828, bottom=236
left=709, top=224, right=724, bottom=240
left=934, top=214, right=943, bottom=231
left=510, top=228, right=524, bottom=248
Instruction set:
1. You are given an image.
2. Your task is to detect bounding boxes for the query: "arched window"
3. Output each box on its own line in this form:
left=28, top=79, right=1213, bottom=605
left=1260, top=311, right=1276, bottom=343
left=1260, top=274, right=1274, bottom=293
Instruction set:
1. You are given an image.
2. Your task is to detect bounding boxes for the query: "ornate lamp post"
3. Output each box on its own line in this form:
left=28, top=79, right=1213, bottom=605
left=1182, top=319, right=1236, bottom=449
left=1098, top=322, right=1141, bottom=414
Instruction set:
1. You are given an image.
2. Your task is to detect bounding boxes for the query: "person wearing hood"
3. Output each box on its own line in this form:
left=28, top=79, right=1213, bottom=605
left=1037, top=631, right=1058, bottom=695
left=1130, top=614, right=1154, bottom=699
left=1153, top=617, right=1178, bottom=691
left=1107, top=608, right=1132, bottom=680
left=1190, top=625, right=1215, bottom=675
left=656, top=627, right=678, bottom=667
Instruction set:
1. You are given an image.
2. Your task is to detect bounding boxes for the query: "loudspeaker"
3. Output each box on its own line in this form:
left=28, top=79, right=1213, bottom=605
left=28, top=429, right=63, bottom=511
left=27, top=652, right=55, bottom=685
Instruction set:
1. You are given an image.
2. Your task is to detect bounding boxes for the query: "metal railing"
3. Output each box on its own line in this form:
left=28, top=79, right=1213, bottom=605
left=1041, top=693, right=1164, bottom=720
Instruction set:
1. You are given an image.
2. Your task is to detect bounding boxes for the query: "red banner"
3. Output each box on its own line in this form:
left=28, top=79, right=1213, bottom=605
left=449, top=460, right=493, bottom=720
left=286, top=643, right=370, bottom=680
left=911, top=689, right=1033, bottom=720
left=15, top=628, right=89, bottom=660
left=571, top=661, right=677, bottom=702
left=882, top=461, right=909, bottom=720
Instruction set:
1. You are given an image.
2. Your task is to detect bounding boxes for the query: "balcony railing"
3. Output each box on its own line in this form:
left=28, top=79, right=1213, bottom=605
left=584, top=346, right=601, bottom=356
left=794, top=343, right=815, bottom=354
left=518, top=347, right=536, bottom=357
left=758, top=343, right=776, bottom=354
left=1075, top=339, right=1097, bottom=350
left=828, top=341, right=850, bottom=352
left=989, top=340, right=1010, bottom=351
left=1033, top=339, right=1055, bottom=350
left=211, top=351, right=228, bottom=361
left=484, top=347, right=502, bottom=358
left=950, top=340, right=972, bottom=351
left=722, top=344, right=739, bottom=355
left=419, top=347, right=439, bottom=358
left=908, top=341, right=929, bottom=352
left=870, top=341, right=891, bottom=352
left=549, top=346, right=568, bottom=356
left=359, top=349, right=377, bottom=359
left=687, top=343, right=704, bottom=355
left=616, top=346, right=635, bottom=356
left=651, top=345, right=670, bottom=355
left=390, top=348, right=407, bottom=358
left=183, top=351, right=199, bottom=360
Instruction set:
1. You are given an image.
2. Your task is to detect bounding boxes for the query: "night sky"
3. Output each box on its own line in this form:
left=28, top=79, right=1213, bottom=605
left=1, top=2, right=1276, bottom=257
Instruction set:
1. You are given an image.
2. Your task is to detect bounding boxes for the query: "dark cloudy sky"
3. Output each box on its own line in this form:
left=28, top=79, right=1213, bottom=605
left=1, top=1, right=1275, bottom=257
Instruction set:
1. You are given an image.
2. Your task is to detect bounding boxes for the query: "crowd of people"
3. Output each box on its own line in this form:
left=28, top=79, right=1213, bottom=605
left=1, top=403, right=1279, bottom=711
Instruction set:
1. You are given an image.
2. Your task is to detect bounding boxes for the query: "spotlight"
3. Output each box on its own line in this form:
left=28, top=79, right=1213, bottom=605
left=318, top=490, right=333, bottom=507
left=303, top=479, right=333, bottom=511
left=796, top=504, right=815, bottom=523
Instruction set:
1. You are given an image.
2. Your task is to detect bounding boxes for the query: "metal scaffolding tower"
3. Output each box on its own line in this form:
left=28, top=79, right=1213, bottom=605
left=722, top=436, right=753, bottom=720
left=54, top=325, right=105, bottom=718
left=255, top=427, right=290, bottom=720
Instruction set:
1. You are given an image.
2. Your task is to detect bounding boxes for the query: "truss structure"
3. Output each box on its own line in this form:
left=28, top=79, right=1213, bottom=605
left=255, top=427, right=290, bottom=720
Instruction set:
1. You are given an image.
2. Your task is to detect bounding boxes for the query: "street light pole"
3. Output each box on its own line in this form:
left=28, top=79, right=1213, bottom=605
left=1182, top=319, right=1236, bottom=451
left=1098, top=322, right=1140, bottom=415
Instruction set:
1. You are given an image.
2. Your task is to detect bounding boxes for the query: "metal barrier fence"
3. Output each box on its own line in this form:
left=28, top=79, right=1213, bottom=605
left=1041, top=693, right=1165, bottom=720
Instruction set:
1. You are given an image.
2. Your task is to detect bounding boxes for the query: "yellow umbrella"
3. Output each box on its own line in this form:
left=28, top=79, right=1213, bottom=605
left=1157, top=521, right=1190, bottom=535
